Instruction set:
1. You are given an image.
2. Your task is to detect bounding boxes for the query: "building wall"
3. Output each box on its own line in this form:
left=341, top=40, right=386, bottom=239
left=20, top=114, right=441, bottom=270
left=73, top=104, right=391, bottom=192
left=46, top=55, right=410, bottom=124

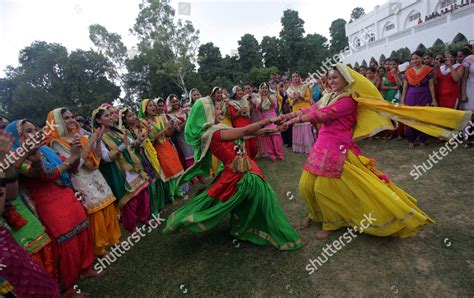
left=343, top=0, right=474, bottom=65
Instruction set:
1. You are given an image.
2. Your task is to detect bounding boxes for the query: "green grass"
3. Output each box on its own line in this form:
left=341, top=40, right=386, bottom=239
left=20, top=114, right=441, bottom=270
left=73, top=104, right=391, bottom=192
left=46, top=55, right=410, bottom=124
left=79, top=138, right=474, bottom=297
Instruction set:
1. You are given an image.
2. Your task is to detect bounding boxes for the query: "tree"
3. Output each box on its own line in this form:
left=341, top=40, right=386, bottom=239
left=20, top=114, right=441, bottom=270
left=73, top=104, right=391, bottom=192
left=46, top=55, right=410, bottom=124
left=89, top=24, right=128, bottom=83
left=0, top=41, right=119, bottom=124
left=396, top=47, right=411, bottom=62
left=260, top=36, right=282, bottom=69
left=238, top=34, right=262, bottom=72
left=329, top=18, right=348, bottom=54
left=131, top=0, right=200, bottom=95
left=279, top=9, right=305, bottom=71
left=197, top=42, right=223, bottom=86
left=298, top=33, right=329, bottom=75
left=63, top=49, right=121, bottom=114
left=350, top=7, right=365, bottom=21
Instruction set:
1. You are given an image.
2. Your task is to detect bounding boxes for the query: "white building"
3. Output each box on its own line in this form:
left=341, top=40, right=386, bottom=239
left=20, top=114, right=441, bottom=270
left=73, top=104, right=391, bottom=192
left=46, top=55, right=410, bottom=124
left=343, top=0, right=474, bottom=66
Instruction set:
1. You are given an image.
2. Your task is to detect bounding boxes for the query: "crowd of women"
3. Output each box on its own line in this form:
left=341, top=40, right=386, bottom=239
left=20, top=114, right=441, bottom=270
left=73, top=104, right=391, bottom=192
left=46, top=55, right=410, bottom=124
left=0, top=51, right=473, bottom=297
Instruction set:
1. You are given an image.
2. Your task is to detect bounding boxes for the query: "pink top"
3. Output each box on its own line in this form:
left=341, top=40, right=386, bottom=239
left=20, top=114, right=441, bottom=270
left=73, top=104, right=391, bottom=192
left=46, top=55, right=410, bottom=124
left=303, top=96, right=360, bottom=178
left=260, top=95, right=278, bottom=129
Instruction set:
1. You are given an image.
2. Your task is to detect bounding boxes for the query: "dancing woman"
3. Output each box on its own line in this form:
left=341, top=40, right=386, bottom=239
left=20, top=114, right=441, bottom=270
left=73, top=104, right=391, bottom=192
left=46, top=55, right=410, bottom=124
left=92, top=107, right=150, bottom=233
left=47, top=108, right=121, bottom=257
left=165, top=94, right=195, bottom=170
left=138, top=99, right=186, bottom=200
left=281, top=64, right=471, bottom=240
left=163, top=96, right=303, bottom=250
left=5, top=120, right=97, bottom=294
left=119, top=106, right=172, bottom=214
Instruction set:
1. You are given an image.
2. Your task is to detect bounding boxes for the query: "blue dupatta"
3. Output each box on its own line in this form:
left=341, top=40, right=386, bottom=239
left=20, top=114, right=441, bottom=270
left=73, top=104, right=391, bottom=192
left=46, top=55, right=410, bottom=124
left=5, top=120, right=72, bottom=186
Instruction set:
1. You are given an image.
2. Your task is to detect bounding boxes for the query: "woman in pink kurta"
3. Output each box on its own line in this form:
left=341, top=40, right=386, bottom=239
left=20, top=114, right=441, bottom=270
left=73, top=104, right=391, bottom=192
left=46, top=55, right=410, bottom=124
left=281, top=64, right=437, bottom=240
left=258, top=83, right=284, bottom=160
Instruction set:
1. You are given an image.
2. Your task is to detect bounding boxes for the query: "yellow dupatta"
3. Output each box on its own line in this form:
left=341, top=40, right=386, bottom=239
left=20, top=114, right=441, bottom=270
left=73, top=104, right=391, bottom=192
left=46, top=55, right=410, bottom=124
left=119, top=105, right=162, bottom=177
left=334, top=64, right=472, bottom=141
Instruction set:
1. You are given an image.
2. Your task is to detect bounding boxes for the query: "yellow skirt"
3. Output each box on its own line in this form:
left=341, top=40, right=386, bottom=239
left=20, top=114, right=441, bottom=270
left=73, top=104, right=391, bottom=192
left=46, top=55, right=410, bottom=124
left=299, top=150, right=434, bottom=238
left=88, top=203, right=122, bottom=256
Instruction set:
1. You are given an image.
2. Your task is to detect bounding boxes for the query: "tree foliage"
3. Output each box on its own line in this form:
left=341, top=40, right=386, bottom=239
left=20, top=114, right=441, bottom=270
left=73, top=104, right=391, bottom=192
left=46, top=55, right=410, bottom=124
left=0, top=41, right=119, bottom=124
left=329, top=18, right=348, bottom=54
left=350, top=7, right=365, bottom=21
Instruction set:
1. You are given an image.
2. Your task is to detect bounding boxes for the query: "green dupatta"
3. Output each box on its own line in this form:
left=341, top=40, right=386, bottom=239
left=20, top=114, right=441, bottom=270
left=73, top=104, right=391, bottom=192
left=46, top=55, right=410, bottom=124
left=179, top=96, right=228, bottom=186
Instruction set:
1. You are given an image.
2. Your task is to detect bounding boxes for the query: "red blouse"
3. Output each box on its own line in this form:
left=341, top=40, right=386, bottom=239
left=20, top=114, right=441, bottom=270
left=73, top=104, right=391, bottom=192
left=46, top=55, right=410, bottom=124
left=207, top=130, right=264, bottom=202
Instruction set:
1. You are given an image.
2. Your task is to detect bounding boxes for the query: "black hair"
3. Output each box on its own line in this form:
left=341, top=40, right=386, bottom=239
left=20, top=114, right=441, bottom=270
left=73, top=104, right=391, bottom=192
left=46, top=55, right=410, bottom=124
left=411, top=50, right=425, bottom=58
left=377, top=66, right=386, bottom=73
left=457, top=48, right=472, bottom=57
left=368, top=66, right=377, bottom=73
left=423, top=52, right=433, bottom=58
left=388, top=57, right=399, bottom=63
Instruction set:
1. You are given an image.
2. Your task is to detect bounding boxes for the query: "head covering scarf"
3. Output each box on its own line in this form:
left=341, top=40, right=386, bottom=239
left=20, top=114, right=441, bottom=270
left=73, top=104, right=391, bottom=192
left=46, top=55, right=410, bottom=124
left=178, top=97, right=228, bottom=185
left=165, top=94, right=180, bottom=113
left=46, top=108, right=99, bottom=168
left=187, top=88, right=200, bottom=107
left=138, top=99, right=153, bottom=120
left=325, top=64, right=471, bottom=140
left=119, top=106, right=163, bottom=179
left=259, top=82, right=272, bottom=111
left=5, top=119, right=72, bottom=186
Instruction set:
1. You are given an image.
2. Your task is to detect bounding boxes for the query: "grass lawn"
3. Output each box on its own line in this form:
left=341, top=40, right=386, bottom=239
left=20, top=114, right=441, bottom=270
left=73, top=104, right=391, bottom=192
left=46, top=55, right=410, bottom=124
left=79, top=138, right=473, bottom=297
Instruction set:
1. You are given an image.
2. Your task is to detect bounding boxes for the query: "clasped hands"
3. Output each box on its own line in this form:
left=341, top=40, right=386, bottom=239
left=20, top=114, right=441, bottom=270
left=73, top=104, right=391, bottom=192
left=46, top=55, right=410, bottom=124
left=266, top=111, right=304, bottom=131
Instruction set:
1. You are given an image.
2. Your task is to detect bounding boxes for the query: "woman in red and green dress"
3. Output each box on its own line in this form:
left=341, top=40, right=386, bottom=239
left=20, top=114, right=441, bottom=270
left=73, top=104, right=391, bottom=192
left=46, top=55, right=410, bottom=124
left=163, top=96, right=303, bottom=250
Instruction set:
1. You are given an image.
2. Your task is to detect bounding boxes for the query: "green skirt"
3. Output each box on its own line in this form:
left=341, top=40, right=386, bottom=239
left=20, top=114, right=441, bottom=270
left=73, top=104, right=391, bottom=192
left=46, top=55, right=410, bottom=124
left=163, top=173, right=303, bottom=251
left=149, top=179, right=174, bottom=216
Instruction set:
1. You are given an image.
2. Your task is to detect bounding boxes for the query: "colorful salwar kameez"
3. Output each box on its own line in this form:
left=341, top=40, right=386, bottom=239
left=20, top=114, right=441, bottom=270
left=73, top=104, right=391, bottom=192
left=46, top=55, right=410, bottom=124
left=48, top=108, right=121, bottom=256
left=259, top=94, right=283, bottom=160
left=296, top=64, right=471, bottom=237
left=6, top=120, right=95, bottom=290
left=164, top=96, right=303, bottom=250
left=0, top=223, right=59, bottom=297
left=287, top=83, right=315, bottom=153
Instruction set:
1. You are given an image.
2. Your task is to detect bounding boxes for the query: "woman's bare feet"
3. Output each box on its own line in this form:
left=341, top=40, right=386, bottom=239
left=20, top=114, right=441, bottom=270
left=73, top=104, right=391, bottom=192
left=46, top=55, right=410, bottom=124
left=315, top=230, right=332, bottom=240
left=300, top=217, right=312, bottom=230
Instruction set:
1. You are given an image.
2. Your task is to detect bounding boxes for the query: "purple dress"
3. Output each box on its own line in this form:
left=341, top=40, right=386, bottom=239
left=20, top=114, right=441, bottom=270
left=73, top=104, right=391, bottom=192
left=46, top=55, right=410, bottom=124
left=404, top=73, right=433, bottom=143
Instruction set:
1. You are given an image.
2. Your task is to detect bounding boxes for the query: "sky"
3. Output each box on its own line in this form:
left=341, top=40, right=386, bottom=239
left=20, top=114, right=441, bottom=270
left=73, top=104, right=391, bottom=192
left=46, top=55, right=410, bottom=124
left=0, top=0, right=383, bottom=77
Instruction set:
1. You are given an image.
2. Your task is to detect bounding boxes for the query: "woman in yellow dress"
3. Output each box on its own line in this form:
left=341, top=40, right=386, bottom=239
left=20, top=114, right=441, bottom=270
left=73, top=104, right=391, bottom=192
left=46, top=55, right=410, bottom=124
left=281, top=64, right=471, bottom=239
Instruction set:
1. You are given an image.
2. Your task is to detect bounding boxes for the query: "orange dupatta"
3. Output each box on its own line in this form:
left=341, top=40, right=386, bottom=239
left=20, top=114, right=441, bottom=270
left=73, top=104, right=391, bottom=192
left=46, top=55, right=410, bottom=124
left=46, top=108, right=100, bottom=168
left=405, top=65, right=433, bottom=86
